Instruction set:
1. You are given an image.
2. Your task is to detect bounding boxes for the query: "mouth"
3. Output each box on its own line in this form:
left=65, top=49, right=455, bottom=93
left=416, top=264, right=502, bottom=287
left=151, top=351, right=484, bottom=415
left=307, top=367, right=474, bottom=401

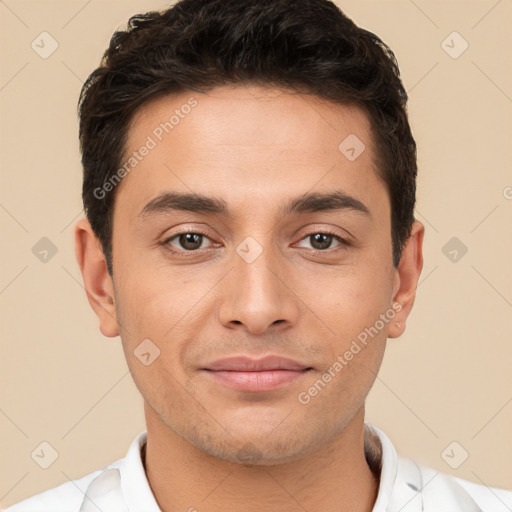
left=201, top=355, right=313, bottom=393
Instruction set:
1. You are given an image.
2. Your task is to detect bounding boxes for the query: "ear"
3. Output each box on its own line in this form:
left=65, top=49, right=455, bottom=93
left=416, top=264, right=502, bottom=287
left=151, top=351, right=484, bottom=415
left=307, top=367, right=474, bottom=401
left=387, top=220, right=424, bottom=339
left=74, top=218, right=119, bottom=338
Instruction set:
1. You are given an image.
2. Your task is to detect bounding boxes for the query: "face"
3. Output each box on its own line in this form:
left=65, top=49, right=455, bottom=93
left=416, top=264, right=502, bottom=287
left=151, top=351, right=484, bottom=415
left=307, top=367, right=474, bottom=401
left=78, top=85, right=422, bottom=465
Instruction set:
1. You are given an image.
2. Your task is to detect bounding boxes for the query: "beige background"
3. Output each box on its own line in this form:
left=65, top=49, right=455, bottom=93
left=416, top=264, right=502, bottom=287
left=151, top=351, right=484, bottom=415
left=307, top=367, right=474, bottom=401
left=1, top=0, right=511, bottom=507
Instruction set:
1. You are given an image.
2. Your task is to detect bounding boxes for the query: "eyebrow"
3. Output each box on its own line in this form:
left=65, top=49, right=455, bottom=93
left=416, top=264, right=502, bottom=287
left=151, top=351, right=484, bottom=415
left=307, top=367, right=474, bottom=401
left=138, top=190, right=370, bottom=219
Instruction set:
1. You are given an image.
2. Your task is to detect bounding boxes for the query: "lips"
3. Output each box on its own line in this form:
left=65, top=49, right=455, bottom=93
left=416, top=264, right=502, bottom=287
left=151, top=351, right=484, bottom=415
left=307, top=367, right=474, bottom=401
left=201, top=355, right=312, bottom=392
left=203, top=355, right=311, bottom=372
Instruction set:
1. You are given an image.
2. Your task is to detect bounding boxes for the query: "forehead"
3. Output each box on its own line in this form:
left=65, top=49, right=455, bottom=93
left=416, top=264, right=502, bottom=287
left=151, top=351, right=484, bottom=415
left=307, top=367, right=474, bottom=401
left=128, top=85, right=373, bottom=152
left=114, top=85, right=387, bottom=220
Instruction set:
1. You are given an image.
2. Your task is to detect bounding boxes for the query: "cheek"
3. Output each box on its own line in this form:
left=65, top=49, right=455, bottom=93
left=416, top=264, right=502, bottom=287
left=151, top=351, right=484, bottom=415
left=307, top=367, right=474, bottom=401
left=297, top=263, right=393, bottom=344
left=114, top=263, right=216, bottom=368
left=297, top=271, right=389, bottom=412
left=115, top=255, right=187, bottom=326
left=299, top=263, right=392, bottom=401
left=114, top=274, right=191, bottom=402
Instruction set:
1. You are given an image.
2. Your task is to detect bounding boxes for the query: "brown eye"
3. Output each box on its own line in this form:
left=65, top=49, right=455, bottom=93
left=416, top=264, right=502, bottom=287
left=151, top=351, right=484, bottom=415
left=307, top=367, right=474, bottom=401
left=295, top=231, right=349, bottom=253
left=177, top=233, right=203, bottom=250
left=309, top=233, right=335, bottom=250
left=166, top=232, right=209, bottom=252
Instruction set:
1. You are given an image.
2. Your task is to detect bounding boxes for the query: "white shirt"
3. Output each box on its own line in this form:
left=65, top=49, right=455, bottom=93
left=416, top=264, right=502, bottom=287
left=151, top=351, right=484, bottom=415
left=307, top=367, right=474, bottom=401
left=4, top=423, right=511, bottom=511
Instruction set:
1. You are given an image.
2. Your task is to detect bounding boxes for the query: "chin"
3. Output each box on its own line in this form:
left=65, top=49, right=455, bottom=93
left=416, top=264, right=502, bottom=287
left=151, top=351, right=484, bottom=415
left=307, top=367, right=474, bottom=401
left=189, top=426, right=322, bottom=466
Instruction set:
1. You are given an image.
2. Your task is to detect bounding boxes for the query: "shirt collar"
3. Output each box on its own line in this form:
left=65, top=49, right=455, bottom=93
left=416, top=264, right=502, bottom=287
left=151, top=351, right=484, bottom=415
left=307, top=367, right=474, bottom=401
left=119, top=430, right=161, bottom=511
left=363, top=423, right=400, bottom=511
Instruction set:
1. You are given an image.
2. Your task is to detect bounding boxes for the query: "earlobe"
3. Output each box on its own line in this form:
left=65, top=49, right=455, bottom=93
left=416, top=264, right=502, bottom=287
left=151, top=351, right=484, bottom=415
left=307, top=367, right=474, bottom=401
left=74, top=218, right=119, bottom=338
left=388, top=220, right=424, bottom=339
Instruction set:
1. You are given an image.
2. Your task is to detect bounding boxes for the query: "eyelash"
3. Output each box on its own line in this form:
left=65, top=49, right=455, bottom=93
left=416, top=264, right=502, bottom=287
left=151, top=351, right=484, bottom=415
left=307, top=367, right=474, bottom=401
left=161, top=229, right=351, bottom=257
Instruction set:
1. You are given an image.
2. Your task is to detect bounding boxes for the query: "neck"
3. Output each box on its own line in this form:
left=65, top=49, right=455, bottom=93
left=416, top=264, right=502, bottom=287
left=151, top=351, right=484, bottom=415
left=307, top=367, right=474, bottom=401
left=143, top=404, right=380, bottom=512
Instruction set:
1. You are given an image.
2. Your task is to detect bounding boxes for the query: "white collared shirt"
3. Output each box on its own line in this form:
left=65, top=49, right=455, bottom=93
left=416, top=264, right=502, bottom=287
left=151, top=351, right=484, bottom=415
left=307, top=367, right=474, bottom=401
left=4, top=423, right=511, bottom=511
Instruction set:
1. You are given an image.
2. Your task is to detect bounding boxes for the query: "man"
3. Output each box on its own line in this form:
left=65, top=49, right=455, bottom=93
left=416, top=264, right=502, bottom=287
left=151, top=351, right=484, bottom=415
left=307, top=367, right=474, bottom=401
left=5, top=0, right=511, bottom=510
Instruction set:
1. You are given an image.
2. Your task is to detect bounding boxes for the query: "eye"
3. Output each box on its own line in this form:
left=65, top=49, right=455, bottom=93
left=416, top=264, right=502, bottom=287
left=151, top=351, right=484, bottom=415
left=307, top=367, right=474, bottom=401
left=296, top=231, right=349, bottom=252
left=164, top=231, right=214, bottom=253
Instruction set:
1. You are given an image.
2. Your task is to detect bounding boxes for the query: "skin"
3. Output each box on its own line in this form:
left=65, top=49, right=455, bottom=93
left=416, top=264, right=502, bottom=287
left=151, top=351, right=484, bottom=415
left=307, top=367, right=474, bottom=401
left=75, top=85, right=424, bottom=512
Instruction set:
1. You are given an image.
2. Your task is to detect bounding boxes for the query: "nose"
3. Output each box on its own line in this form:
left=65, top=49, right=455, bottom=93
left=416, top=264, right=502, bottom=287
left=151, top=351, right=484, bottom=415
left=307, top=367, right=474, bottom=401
left=217, top=239, right=301, bottom=335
